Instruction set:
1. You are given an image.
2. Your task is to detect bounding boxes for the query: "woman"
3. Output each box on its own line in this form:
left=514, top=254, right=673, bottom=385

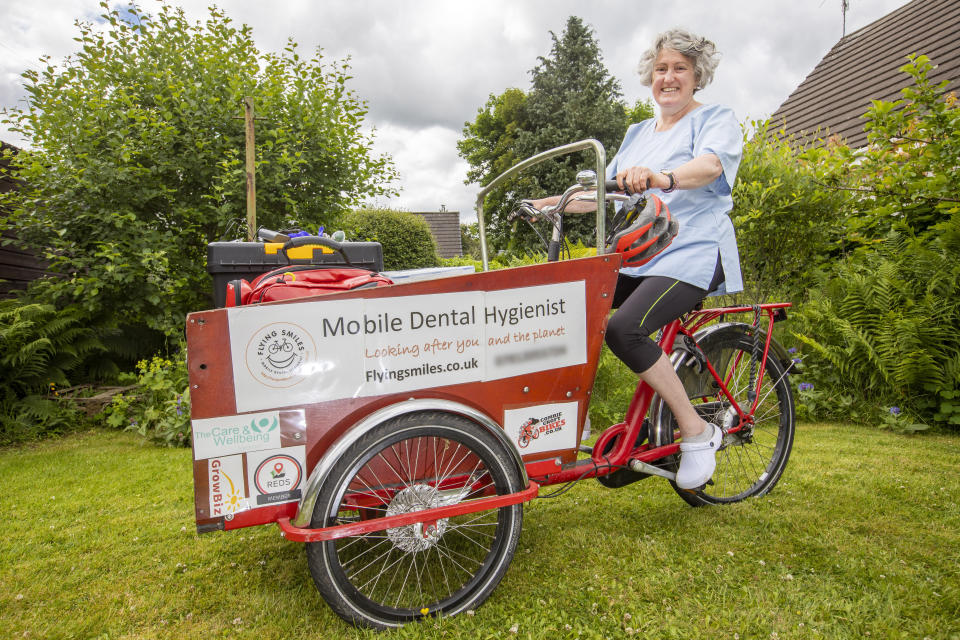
left=607, top=28, right=743, bottom=489
left=532, top=28, right=742, bottom=489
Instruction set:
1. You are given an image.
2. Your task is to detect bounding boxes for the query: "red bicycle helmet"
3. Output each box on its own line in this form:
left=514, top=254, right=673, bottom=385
left=605, top=194, right=679, bottom=267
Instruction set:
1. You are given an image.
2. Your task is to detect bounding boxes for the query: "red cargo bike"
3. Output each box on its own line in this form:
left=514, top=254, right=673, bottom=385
left=186, top=140, right=795, bottom=629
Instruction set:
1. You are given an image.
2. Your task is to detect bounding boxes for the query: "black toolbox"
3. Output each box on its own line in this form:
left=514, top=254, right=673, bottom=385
left=207, top=240, right=384, bottom=308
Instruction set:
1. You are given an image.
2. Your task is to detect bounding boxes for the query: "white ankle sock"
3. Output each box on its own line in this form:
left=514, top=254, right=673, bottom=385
left=683, top=422, right=713, bottom=443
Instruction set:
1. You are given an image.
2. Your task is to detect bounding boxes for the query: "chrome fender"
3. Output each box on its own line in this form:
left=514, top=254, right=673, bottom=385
left=290, top=398, right=527, bottom=528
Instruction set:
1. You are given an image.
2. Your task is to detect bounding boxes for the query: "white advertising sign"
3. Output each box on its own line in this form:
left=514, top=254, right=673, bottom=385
left=192, top=410, right=282, bottom=460
left=228, top=281, right=587, bottom=413
left=503, top=401, right=579, bottom=455
left=245, top=446, right=306, bottom=507
left=208, top=454, right=249, bottom=517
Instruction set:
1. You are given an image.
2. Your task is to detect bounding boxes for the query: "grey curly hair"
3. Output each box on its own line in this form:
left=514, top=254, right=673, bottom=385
left=636, top=28, right=721, bottom=91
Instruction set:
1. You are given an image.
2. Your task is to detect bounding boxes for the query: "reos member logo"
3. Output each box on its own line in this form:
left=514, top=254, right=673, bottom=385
left=245, top=322, right=315, bottom=387
left=254, top=454, right=303, bottom=505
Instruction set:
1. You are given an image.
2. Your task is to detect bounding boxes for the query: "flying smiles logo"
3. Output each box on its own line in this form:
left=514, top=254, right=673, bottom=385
left=245, top=322, right=316, bottom=388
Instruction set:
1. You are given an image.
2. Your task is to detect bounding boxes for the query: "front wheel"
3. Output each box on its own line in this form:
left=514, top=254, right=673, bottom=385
left=305, top=411, right=524, bottom=629
left=651, top=326, right=796, bottom=506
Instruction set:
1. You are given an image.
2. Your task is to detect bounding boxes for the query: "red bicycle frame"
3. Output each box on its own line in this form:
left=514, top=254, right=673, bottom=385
left=528, top=302, right=791, bottom=486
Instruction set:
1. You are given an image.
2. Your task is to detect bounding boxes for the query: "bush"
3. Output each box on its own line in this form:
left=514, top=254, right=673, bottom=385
left=104, top=353, right=191, bottom=447
left=338, top=209, right=441, bottom=270
left=731, top=121, right=845, bottom=302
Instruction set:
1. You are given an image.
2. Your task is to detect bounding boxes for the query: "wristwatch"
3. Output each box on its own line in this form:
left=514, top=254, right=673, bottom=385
left=660, top=170, right=677, bottom=193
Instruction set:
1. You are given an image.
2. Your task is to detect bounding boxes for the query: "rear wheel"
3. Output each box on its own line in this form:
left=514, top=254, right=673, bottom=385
left=651, top=327, right=795, bottom=506
left=305, top=411, right=524, bottom=629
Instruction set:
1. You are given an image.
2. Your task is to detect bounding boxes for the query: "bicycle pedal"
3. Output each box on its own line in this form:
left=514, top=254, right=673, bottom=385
left=683, top=478, right=714, bottom=494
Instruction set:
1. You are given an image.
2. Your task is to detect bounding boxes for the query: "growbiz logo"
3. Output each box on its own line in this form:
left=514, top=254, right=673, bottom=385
left=245, top=322, right=316, bottom=387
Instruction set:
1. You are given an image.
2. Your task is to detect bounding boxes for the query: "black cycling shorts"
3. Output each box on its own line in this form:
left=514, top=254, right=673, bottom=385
left=605, top=257, right=724, bottom=373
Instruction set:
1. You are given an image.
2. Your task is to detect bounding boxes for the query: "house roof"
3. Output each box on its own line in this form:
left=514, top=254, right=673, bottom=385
left=411, top=211, right=463, bottom=259
left=770, top=0, right=960, bottom=148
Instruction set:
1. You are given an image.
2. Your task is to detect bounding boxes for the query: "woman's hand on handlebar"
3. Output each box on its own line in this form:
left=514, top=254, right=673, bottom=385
left=613, top=166, right=671, bottom=194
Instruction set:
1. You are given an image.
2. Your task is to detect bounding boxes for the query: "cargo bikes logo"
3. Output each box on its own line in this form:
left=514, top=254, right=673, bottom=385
left=516, top=411, right=566, bottom=449
left=245, top=322, right=316, bottom=387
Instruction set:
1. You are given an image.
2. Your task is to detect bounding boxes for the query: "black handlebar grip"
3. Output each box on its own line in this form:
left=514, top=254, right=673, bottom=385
left=605, top=178, right=651, bottom=195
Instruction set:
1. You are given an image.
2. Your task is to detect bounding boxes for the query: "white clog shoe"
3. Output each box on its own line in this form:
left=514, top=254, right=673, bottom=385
left=676, top=423, right=721, bottom=489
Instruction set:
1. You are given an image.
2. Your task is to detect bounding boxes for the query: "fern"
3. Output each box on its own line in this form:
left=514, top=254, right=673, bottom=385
left=792, top=212, right=960, bottom=428
left=0, top=299, right=109, bottom=444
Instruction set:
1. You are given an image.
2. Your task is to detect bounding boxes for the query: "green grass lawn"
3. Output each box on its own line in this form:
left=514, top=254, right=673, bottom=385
left=1, top=424, right=958, bottom=640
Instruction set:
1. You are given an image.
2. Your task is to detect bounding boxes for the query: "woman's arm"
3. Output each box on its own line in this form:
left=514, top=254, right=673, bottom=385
left=616, top=153, right=723, bottom=194
left=524, top=151, right=724, bottom=213
left=523, top=193, right=598, bottom=214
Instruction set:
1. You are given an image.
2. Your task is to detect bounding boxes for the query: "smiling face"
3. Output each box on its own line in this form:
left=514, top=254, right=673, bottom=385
left=651, top=48, right=699, bottom=118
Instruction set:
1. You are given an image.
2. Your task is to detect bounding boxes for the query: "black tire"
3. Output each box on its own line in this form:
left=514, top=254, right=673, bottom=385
left=305, top=411, right=524, bottom=629
left=651, top=328, right=795, bottom=506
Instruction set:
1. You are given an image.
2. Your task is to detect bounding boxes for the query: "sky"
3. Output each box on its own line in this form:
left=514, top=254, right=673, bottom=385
left=1, top=0, right=912, bottom=223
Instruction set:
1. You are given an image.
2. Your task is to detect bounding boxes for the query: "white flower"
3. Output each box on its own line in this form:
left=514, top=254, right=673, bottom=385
left=508, top=624, right=518, bottom=634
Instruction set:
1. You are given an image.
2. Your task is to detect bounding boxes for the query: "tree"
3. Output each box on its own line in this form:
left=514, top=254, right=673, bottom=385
left=0, top=2, right=397, bottom=340
left=802, top=55, right=960, bottom=245
left=458, top=16, right=635, bottom=253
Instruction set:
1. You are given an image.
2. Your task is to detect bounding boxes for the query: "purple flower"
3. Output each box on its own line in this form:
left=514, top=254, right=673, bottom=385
left=792, top=358, right=802, bottom=364
left=798, top=382, right=814, bottom=392
left=788, top=347, right=798, bottom=354
left=889, top=406, right=901, bottom=415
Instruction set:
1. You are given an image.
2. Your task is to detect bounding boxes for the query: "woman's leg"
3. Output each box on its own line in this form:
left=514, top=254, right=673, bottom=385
left=606, top=274, right=711, bottom=438
left=605, top=261, right=725, bottom=488
left=638, top=351, right=706, bottom=439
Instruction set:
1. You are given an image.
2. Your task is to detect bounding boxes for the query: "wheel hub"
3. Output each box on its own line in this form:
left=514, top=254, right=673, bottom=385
left=385, top=484, right=450, bottom=552
left=722, top=406, right=751, bottom=445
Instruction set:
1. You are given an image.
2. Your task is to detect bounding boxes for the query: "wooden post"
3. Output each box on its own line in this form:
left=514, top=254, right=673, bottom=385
left=243, top=97, right=257, bottom=241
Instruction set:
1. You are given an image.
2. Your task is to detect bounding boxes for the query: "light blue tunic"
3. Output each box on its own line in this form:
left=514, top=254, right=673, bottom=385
left=605, top=103, right=743, bottom=295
